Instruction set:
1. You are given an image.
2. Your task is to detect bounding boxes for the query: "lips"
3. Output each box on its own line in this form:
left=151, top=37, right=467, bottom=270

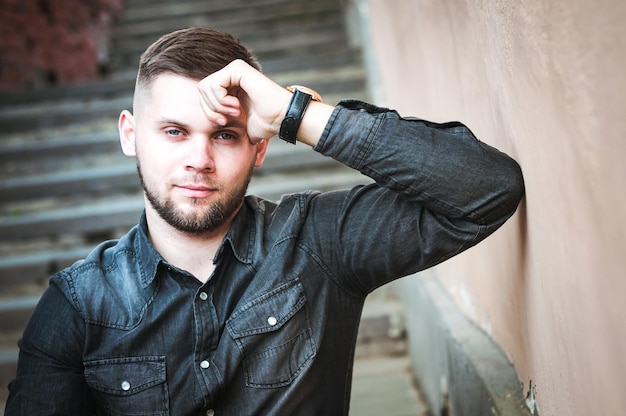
left=176, top=184, right=216, bottom=198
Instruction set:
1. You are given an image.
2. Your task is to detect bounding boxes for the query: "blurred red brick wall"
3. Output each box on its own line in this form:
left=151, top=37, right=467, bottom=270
left=0, top=0, right=123, bottom=90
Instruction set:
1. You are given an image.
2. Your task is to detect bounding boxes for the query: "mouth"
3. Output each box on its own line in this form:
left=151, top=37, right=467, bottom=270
left=175, top=184, right=217, bottom=199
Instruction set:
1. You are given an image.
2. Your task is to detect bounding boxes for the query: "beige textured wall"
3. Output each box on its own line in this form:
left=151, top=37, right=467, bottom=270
left=363, top=0, right=626, bottom=414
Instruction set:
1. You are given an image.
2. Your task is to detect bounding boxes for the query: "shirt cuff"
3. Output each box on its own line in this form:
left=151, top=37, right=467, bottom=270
left=313, top=99, right=390, bottom=171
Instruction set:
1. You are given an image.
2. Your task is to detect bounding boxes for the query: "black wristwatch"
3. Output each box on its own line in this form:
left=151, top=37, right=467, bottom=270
left=278, top=85, right=322, bottom=144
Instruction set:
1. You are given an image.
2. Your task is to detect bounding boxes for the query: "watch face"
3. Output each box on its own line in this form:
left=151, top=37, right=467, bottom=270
left=287, top=85, right=322, bottom=102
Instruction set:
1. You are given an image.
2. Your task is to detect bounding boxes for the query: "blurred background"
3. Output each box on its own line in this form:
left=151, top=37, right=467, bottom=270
left=1, top=1, right=625, bottom=416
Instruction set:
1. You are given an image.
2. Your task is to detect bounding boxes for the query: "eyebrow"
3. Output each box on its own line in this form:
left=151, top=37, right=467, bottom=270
left=156, top=118, right=246, bottom=131
left=156, top=118, right=188, bottom=128
left=218, top=119, right=246, bottom=130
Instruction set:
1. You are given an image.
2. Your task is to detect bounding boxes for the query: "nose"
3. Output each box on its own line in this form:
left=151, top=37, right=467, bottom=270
left=185, top=136, right=215, bottom=172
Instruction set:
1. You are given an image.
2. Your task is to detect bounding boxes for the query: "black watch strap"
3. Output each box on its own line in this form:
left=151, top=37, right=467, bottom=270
left=278, top=89, right=313, bottom=144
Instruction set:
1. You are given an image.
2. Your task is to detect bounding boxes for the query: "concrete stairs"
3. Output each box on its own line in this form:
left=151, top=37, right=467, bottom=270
left=0, top=0, right=408, bottom=408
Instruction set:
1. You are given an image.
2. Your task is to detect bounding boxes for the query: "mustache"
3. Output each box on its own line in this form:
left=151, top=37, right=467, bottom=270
left=174, top=174, right=222, bottom=188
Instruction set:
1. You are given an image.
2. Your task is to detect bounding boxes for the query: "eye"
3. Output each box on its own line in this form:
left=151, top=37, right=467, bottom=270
left=215, top=132, right=236, bottom=141
left=165, top=128, right=183, bottom=137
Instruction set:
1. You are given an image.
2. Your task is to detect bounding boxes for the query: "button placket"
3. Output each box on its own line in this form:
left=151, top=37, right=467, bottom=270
left=193, top=283, right=220, bottom=400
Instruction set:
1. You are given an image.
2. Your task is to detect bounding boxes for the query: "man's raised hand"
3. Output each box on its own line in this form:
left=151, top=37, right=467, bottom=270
left=198, top=59, right=292, bottom=144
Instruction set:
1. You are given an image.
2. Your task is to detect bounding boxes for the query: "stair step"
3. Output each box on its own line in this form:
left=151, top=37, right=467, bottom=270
left=0, top=132, right=124, bottom=180
left=119, top=0, right=338, bottom=24
left=113, top=0, right=340, bottom=38
left=0, top=246, right=91, bottom=289
left=355, top=298, right=408, bottom=359
left=0, top=196, right=144, bottom=243
left=0, top=74, right=135, bottom=108
left=0, top=96, right=131, bottom=135
left=0, top=164, right=138, bottom=203
left=0, top=130, right=119, bottom=165
left=108, top=0, right=350, bottom=72
left=112, top=25, right=351, bottom=73
left=112, top=17, right=346, bottom=54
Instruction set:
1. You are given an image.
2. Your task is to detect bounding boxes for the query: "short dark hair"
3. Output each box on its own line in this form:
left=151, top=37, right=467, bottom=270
left=136, top=27, right=261, bottom=90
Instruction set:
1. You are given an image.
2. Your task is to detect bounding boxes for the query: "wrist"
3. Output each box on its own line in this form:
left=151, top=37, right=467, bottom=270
left=296, top=101, right=334, bottom=148
left=278, top=86, right=323, bottom=145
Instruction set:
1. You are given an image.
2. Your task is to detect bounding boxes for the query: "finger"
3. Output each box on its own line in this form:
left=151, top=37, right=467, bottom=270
left=248, top=136, right=266, bottom=145
left=199, top=82, right=238, bottom=112
left=198, top=84, right=242, bottom=126
left=199, top=96, right=228, bottom=126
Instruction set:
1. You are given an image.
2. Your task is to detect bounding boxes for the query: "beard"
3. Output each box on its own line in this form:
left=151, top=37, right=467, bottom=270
left=136, top=162, right=254, bottom=235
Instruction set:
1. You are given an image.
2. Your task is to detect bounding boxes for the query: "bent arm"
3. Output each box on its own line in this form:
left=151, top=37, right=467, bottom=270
left=310, top=100, right=524, bottom=293
left=318, top=100, right=524, bottom=225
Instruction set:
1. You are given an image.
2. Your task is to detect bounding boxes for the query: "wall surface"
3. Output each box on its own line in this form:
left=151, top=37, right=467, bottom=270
left=0, top=0, right=123, bottom=89
left=362, top=0, right=626, bottom=415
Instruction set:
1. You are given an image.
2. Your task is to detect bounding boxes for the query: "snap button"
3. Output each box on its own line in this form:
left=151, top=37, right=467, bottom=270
left=267, top=316, right=277, bottom=326
left=206, top=410, right=215, bottom=416
left=200, top=360, right=210, bottom=369
left=121, top=380, right=131, bottom=391
left=199, top=292, right=208, bottom=301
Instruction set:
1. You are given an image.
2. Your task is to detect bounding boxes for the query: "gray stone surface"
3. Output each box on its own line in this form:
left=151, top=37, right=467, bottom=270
left=394, top=272, right=531, bottom=416
left=351, top=355, right=429, bottom=416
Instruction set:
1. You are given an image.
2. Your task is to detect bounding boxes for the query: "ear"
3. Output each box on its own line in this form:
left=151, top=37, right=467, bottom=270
left=253, top=139, right=270, bottom=167
left=118, top=110, right=137, bottom=156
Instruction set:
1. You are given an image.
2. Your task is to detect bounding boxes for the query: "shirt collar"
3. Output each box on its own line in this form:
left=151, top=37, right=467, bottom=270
left=218, top=199, right=256, bottom=266
left=134, top=212, right=164, bottom=288
left=133, top=203, right=256, bottom=287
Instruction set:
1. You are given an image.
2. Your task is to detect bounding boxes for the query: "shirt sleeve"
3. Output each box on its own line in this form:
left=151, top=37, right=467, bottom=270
left=311, top=100, right=525, bottom=294
left=5, top=283, right=96, bottom=415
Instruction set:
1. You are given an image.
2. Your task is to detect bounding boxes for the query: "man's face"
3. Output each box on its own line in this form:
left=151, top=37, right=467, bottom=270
left=120, top=73, right=267, bottom=234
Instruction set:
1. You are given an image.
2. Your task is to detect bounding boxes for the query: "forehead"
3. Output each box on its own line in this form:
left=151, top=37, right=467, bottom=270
left=151, top=72, right=199, bottom=92
left=135, top=73, right=201, bottom=118
left=134, top=73, right=249, bottom=134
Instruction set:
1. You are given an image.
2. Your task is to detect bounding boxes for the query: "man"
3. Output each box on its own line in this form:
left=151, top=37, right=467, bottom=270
left=5, top=27, right=524, bottom=415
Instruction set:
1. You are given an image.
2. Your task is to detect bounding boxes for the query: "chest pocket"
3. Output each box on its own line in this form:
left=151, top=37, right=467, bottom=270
left=226, top=278, right=316, bottom=388
left=84, top=356, right=169, bottom=415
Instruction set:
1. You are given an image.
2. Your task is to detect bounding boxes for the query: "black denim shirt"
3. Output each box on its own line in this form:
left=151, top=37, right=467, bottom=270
left=6, top=100, right=524, bottom=415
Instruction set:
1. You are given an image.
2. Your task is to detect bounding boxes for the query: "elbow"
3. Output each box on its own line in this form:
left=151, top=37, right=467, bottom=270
left=487, top=156, right=525, bottom=227
left=506, top=158, right=525, bottom=213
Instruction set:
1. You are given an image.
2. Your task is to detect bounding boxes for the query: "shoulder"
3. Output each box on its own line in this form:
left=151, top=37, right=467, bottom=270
left=50, top=225, right=158, bottom=329
left=244, top=191, right=330, bottom=231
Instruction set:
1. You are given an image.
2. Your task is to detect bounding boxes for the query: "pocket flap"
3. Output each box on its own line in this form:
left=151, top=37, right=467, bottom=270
left=227, top=279, right=306, bottom=338
left=84, top=356, right=166, bottom=395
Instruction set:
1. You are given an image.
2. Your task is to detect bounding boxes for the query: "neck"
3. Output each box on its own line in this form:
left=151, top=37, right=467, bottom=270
left=145, top=207, right=235, bottom=283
